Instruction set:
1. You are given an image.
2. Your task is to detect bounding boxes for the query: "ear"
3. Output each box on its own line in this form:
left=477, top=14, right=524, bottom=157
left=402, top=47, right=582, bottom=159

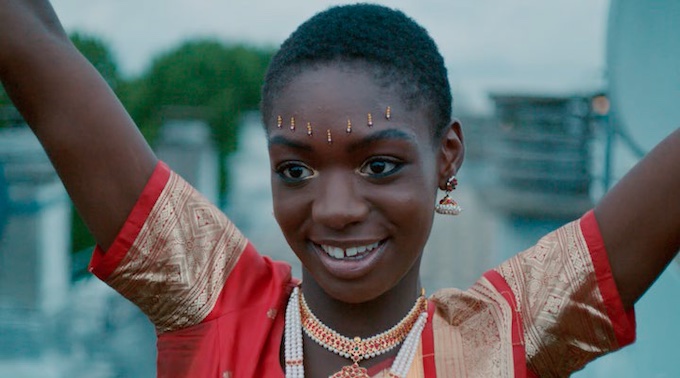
left=436, top=120, right=465, bottom=190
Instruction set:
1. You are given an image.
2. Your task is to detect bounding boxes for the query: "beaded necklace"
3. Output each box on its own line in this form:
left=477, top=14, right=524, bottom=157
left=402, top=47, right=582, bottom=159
left=284, top=287, right=428, bottom=378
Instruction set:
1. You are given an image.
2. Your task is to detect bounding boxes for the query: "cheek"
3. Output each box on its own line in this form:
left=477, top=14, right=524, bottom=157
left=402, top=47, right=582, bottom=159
left=391, top=166, right=438, bottom=208
left=272, top=184, right=309, bottom=235
left=397, top=191, right=436, bottom=229
left=374, top=170, right=438, bottom=232
left=271, top=180, right=288, bottom=220
left=272, top=194, right=292, bottom=230
left=368, top=182, right=436, bottom=223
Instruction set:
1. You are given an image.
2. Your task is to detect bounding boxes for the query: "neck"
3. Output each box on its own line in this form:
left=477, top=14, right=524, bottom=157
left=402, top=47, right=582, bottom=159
left=300, top=259, right=423, bottom=338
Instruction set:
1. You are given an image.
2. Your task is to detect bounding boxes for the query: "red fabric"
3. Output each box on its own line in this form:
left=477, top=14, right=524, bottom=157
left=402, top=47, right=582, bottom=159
left=421, top=300, right=437, bottom=378
left=88, top=162, right=294, bottom=377
left=366, top=356, right=394, bottom=375
left=88, top=163, right=637, bottom=377
left=156, top=243, right=293, bottom=377
left=483, top=270, right=527, bottom=378
left=580, top=210, right=637, bottom=347
left=89, top=161, right=170, bottom=280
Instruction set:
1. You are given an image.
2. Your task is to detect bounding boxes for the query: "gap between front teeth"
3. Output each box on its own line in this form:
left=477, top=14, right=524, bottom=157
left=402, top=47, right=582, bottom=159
left=321, top=241, right=379, bottom=259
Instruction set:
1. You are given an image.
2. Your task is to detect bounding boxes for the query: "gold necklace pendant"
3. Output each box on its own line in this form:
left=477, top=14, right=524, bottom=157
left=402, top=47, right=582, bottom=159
left=300, top=289, right=427, bottom=378
left=299, top=293, right=426, bottom=361
left=330, top=362, right=370, bottom=378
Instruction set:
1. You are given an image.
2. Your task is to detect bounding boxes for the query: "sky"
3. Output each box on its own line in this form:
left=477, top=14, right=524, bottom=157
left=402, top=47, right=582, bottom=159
left=50, top=0, right=610, bottom=114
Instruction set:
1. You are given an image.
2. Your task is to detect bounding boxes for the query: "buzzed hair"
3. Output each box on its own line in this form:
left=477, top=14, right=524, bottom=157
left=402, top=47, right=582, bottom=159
left=260, top=3, right=453, bottom=139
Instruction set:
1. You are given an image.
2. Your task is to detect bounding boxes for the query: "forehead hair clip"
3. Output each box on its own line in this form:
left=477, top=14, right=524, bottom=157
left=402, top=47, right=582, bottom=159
left=290, top=117, right=296, bottom=131
left=346, top=119, right=352, bottom=134
left=277, top=115, right=283, bottom=128
left=327, top=129, right=332, bottom=144
left=307, top=122, right=313, bottom=136
left=367, top=113, right=373, bottom=127
left=385, top=106, right=391, bottom=120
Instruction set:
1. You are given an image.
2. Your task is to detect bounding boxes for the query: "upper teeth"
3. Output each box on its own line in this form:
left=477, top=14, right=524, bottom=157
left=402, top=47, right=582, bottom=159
left=321, top=242, right=380, bottom=259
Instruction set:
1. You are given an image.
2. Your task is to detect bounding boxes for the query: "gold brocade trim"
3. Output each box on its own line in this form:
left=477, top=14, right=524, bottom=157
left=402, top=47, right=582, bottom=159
left=425, top=219, right=621, bottom=377
left=105, top=172, right=247, bottom=333
left=495, top=219, right=618, bottom=376
left=431, top=283, right=515, bottom=377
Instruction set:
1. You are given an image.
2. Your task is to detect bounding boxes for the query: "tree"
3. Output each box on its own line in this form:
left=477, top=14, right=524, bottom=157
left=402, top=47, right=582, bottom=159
left=70, top=32, right=121, bottom=89
left=3, top=33, right=273, bottom=252
left=120, top=39, right=274, bottom=194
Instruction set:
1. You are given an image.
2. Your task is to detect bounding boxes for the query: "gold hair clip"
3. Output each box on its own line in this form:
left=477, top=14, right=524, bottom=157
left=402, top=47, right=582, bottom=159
left=307, top=122, right=313, bottom=136
left=327, top=129, right=332, bottom=144
left=346, top=119, right=352, bottom=133
left=385, top=106, right=391, bottom=120
left=367, top=113, right=373, bottom=127
left=277, top=115, right=283, bottom=128
left=290, top=117, right=296, bottom=131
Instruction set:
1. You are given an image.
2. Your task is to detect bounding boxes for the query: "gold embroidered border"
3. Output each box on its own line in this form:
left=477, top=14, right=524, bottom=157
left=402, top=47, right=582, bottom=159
left=431, top=283, right=515, bottom=377
left=496, top=219, right=618, bottom=376
left=105, top=172, right=247, bottom=333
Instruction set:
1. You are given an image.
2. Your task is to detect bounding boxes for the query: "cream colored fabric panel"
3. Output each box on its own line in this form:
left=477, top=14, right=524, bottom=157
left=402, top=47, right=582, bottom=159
left=431, top=283, right=515, bottom=377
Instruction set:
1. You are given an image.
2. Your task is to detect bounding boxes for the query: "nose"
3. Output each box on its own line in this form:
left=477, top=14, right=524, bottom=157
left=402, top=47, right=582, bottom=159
left=312, top=171, right=369, bottom=230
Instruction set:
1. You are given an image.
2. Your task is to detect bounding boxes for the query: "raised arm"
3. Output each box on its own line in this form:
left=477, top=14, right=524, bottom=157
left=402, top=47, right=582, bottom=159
left=0, top=0, right=157, bottom=250
left=596, top=128, right=680, bottom=309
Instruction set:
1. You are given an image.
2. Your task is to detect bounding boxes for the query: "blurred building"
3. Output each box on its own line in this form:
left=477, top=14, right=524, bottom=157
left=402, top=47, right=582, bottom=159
left=484, top=93, right=594, bottom=219
left=0, top=107, right=223, bottom=377
left=1, top=96, right=677, bottom=377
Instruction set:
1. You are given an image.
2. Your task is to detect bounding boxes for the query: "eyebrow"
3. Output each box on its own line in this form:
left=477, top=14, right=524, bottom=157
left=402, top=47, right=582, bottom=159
left=268, top=135, right=313, bottom=151
left=347, top=128, right=416, bottom=152
left=267, top=128, right=416, bottom=152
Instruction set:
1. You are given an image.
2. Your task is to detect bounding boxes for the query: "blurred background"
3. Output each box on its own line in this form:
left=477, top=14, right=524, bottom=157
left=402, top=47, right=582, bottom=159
left=0, top=0, right=678, bottom=376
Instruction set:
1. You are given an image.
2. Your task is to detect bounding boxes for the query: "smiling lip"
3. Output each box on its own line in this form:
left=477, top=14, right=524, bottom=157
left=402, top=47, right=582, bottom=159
left=312, top=239, right=387, bottom=280
left=319, top=241, right=381, bottom=259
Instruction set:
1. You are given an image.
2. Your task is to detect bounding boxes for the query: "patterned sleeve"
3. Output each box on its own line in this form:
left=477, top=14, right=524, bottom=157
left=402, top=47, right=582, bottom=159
left=88, top=162, right=248, bottom=334
left=495, top=210, right=636, bottom=376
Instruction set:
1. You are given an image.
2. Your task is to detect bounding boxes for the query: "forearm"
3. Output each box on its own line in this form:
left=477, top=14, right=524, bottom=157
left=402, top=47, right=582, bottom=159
left=596, top=127, right=680, bottom=309
left=0, top=0, right=157, bottom=250
left=0, top=0, right=69, bottom=64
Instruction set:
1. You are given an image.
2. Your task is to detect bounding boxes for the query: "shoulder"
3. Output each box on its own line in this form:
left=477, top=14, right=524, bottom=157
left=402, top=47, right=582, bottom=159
left=429, top=282, right=522, bottom=376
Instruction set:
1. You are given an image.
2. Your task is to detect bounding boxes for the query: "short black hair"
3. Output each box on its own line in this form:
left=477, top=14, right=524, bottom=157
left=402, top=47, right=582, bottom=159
left=260, top=3, right=452, bottom=139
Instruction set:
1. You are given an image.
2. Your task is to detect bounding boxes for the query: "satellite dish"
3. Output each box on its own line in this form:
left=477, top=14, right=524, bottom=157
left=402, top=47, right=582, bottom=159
left=607, top=0, right=680, bottom=152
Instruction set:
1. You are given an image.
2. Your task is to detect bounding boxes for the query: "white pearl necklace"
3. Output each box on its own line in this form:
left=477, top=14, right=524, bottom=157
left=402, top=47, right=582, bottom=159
left=284, top=287, right=304, bottom=377
left=389, top=311, right=428, bottom=377
left=284, top=287, right=428, bottom=378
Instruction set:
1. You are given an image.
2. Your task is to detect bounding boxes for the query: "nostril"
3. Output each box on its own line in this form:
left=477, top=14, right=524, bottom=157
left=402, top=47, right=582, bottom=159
left=311, top=173, right=370, bottom=229
left=312, top=200, right=369, bottom=230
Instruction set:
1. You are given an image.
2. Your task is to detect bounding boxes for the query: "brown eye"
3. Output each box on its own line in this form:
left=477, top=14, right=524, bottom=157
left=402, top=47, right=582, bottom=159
left=368, top=161, right=387, bottom=174
left=288, top=166, right=306, bottom=179
left=277, top=162, right=316, bottom=182
left=358, top=158, right=402, bottom=178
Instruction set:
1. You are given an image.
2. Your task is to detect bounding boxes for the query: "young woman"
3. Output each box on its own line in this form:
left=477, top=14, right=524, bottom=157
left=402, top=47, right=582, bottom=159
left=1, top=1, right=678, bottom=377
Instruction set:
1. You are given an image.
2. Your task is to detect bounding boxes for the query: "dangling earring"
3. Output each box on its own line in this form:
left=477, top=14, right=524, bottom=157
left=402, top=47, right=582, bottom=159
left=435, top=176, right=461, bottom=215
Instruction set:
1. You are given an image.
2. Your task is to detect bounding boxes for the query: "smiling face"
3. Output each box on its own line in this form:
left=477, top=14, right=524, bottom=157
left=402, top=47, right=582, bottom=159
left=267, top=63, right=461, bottom=304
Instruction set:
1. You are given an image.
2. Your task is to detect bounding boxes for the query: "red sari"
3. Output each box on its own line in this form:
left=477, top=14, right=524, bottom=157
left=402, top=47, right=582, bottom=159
left=90, top=162, right=635, bottom=377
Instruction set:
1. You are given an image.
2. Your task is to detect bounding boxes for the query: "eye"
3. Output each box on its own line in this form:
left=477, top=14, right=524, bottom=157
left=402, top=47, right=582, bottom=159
left=276, top=162, right=316, bottom=182
left=358, top=158, right=402, bottom=178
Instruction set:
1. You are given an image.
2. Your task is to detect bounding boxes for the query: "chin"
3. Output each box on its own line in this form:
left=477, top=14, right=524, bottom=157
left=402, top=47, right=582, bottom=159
left=318, top=276, right=392, bottom=304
